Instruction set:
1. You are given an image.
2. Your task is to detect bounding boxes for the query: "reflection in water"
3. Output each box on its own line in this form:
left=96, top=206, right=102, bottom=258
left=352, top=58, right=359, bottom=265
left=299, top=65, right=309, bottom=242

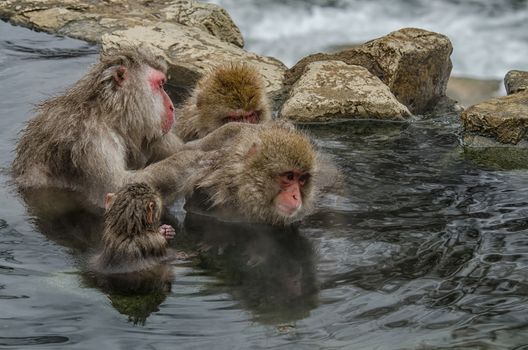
left=182, top=213, right=318, bottom=324
left=84, top=265, right=174, bottom=325
left=20, top=187, right=104, bottom=250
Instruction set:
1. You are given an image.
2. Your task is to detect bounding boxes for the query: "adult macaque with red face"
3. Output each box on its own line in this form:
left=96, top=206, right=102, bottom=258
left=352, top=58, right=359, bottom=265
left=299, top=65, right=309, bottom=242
left=184, top=122, right=332, bottom=225
left=13, top=48, right=204, bottom=206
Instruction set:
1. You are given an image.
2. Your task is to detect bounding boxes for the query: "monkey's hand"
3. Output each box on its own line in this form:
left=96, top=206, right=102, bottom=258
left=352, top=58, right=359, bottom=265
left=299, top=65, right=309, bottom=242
left=159, top=224, right=175, bottom=240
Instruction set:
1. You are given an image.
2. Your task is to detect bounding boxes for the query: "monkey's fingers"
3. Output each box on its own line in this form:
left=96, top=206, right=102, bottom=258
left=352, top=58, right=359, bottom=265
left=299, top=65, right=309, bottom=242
left=159, top=224, right=176, bottom=240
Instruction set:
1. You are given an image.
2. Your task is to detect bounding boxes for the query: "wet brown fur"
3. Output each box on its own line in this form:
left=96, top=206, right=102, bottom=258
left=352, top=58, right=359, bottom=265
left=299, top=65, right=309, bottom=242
left=12, top=47, right=184, bottom=206
left=91, top=183, right=167, bottom=273
left=175, top=63, right=272, bottom=142
left=192, top=122, right=320, bottom=225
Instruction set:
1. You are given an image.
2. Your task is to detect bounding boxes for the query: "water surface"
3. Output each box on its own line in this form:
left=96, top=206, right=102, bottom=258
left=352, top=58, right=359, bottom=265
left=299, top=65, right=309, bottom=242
left=2, top=21, right=528, bottom=349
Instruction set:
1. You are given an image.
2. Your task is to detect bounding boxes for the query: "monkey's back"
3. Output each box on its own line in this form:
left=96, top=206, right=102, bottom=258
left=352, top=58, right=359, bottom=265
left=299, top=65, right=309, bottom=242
left=13, top=99, right=100, bottom=188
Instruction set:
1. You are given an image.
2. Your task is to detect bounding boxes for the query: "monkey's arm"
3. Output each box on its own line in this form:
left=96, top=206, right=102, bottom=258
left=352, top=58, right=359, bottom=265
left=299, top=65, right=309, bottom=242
left=182, top=122, right=258, bottom=151
left=82, top=135, right=195, bottom=207
left=148, top=133, right=184, bottom=163
left=133, top=149, right=214, bottom=203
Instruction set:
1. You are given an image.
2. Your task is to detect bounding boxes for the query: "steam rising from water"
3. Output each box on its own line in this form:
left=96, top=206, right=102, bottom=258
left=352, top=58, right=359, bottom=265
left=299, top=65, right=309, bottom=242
left=210, top=0, right=528, bottom=79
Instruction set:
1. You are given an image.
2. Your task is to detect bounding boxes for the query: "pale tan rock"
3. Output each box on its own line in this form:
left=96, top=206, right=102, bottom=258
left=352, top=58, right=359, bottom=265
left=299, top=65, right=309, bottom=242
left=280, top=61, right=411, bottom=122
left=0, top=0, right=243, bottom=46
left=286, top=28, right=453, bottom=114
left=101, top=23, right=286, bottom=97
left=461, top=92, right=528, bottom=144
left=159, top=0, right=243, bottom=48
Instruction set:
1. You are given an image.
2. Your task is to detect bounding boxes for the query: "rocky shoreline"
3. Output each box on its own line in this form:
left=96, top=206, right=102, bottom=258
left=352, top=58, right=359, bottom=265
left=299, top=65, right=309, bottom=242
left=2, top=0, right=528, bottom=149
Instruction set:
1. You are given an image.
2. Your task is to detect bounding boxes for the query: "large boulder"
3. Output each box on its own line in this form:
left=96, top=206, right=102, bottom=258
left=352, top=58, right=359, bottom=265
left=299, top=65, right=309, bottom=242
left=102, top=23, right=286, bottom=100
left=286, top=28, right=453, bottom=115
left=0, top=0, right=243, bottom=46
left=504, top=70, right=528, bottom=95
left=0, top=0, right=284, bottom=103
left=461, top=92, right=528, bottom=145
left=280, top=61, right=410, bottom=122
left=156, top=1, right=243, bottom=48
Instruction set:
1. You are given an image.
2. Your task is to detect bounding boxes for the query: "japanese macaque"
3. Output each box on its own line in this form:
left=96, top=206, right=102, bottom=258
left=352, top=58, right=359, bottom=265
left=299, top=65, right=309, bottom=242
left=12, top=47, right=201, bottom=207
left=90, top=183, right=172, bottom=274
left=174, top=63, right=272, bottom=142
left=185, top=122, right=329, bottom=225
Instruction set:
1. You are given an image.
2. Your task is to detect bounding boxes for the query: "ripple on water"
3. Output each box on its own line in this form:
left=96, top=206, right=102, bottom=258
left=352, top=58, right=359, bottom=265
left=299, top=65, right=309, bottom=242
left=0, top=336, right=69, bottom=346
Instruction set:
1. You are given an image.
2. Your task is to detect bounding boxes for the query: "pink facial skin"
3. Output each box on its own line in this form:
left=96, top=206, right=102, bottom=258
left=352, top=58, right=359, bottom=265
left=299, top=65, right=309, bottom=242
left=148, top=69, right=175, bottom=134
left=276, top=171, right=310, bottom=216
left=223, top=110, right=259, bottom=124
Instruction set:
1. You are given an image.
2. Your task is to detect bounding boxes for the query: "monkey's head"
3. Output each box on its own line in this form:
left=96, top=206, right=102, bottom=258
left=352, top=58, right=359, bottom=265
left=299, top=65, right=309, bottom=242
left=195, top=63, right=272, bottom=135
left=236, top=125, right=317, bottom=225
left=104, top=183, right=163, bottom=238
left=82, top=47, right=175, bottom=141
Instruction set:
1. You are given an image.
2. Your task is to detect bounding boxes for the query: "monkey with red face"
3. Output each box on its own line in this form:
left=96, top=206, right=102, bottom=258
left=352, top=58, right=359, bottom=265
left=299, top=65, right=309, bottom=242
left=174, top=63, right=272, bottom=142
left=184, top=122, right=332, bottom=225
left=12, top=47, right=203, bottom=207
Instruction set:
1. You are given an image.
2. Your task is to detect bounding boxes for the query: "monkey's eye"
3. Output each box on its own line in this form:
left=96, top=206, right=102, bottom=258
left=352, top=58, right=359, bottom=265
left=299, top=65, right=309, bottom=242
left=299, top=173, right=310, bottom=186
left=285, top=171, right=295, bottom=181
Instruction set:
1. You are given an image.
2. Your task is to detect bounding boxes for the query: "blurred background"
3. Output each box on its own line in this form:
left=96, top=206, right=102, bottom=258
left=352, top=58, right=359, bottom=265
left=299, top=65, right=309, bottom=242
left=210, top=0, right=528, bottom=82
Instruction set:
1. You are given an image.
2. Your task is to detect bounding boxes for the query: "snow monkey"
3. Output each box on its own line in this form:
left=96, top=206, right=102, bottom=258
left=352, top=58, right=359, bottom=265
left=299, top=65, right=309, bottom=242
left=12, top=47, right=203, bottom=207
left=91, top=183, right=173, bottom=274
left=185, top=122, right=329, bottom=225
left=174, top=63, right=272, bottom=142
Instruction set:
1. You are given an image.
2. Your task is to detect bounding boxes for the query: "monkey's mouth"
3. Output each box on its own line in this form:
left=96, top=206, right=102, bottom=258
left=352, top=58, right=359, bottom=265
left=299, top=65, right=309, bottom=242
left=276, top=203, right=301, bottom=217
left=223, top=111, right=259, bottom=124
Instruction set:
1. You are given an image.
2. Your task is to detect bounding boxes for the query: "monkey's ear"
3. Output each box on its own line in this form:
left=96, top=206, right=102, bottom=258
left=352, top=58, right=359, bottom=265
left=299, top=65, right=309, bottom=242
left=113, top=66, right=127, bottom=86
left=147, top=201, right=156, bottom=224
left=104, top=193, right=116, bottom=210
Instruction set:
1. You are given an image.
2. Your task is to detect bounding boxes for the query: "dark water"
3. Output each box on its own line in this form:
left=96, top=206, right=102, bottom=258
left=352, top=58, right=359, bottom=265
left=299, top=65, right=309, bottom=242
left=3, top=20, right=528, bottom=349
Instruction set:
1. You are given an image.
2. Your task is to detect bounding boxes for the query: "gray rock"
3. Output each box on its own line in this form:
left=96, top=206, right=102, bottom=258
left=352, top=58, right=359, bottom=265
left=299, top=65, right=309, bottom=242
left=461, top=92, right=528, bottom=144
left=286, top=28, right=453, bottom=115
left=504, top=70, right=528, bottom=95
left=280, top=61, right=410, bottom=122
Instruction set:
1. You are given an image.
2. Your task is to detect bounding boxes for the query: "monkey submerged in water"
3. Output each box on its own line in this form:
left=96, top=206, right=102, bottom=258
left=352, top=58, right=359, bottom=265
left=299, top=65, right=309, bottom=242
left=185, top=122, right=333, bottom=225
left=90, top=183, right=174, bottom=274
left=174, top=63, right=272, bottom=142
left=13, top=47, right=203, bottom=207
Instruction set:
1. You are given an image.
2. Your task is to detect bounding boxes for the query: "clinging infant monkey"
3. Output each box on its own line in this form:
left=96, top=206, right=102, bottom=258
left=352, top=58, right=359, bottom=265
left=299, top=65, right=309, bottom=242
left=91, top=183, right=174, bottom=274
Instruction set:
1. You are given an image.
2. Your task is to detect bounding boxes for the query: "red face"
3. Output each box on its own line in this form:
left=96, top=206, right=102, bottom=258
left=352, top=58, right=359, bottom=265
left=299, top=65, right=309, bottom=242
left=275, top=170, right=310, bottom=216
left=148, top=69, right=175, bottom=134
left=223, top=109, right=260, bottom=124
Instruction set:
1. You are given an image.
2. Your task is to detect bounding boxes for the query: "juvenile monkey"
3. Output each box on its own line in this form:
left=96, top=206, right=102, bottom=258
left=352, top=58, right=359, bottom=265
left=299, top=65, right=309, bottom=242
left=12, top=47, right=202, bottom=207
left=185, top=122, right=329, bottom=225
left=91, top=183, right=173, bottom=274
left=174, top=63, right=272, bottom=142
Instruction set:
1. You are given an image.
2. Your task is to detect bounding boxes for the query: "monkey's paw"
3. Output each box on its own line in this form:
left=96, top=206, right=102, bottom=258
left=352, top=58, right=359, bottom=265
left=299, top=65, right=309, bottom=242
left=159, top=224, right=175, bottom=240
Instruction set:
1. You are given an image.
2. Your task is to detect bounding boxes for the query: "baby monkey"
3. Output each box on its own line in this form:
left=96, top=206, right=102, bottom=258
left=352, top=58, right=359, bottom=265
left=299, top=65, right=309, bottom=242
left=91, top=183, right=174, bottom=274
left=174, top=63, right=272, bottom=142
